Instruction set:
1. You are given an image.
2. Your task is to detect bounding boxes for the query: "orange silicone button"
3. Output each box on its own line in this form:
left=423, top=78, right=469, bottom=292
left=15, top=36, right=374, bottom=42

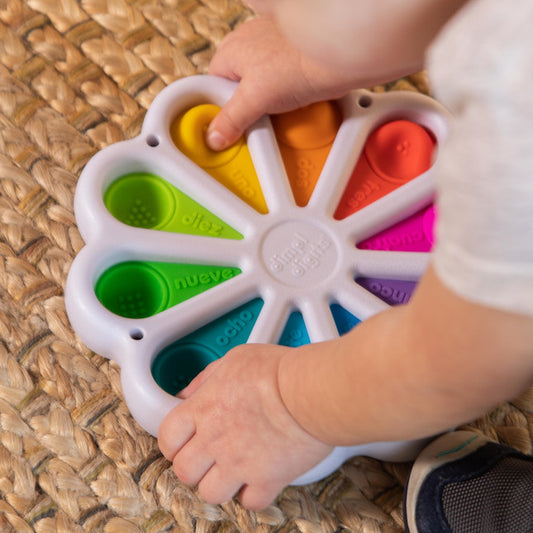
left=272, top=101, right=342, bottom=207
left=171, top=104, right=268, bottom=214
left=334, top=120, right=436, bottom=219
left=364, top=120, right=435, bottom=181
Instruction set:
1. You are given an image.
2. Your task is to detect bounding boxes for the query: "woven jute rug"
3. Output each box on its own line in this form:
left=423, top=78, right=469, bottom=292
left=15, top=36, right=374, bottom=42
left=1, top=1, right=531, bottom=531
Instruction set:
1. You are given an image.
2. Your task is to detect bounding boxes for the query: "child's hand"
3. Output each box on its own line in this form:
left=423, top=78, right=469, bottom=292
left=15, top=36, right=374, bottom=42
left=207, top=0, right=466, bottom=151
left=206, top=17, right=358, bottom=150
left=157, top=344, right=333, bottom=510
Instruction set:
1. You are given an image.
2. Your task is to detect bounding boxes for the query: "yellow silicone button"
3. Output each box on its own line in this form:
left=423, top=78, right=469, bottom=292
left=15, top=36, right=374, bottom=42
left=171, top=104, right=242, bottom=169
left=171, top=104, right=268, bottom=214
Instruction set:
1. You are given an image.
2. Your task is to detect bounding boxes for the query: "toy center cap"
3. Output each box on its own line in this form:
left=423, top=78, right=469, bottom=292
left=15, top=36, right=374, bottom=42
left=261, top=220, right=338, bottom=287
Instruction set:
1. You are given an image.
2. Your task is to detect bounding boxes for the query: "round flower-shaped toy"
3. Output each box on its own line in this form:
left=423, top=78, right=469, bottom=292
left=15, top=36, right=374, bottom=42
left=66, top=75, right=449, bottom=485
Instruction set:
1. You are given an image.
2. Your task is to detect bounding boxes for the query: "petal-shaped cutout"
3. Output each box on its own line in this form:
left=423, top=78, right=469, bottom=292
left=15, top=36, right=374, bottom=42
left=96, top=261, right=242, bottom=318
left=278, top=311, right=310, bottom=347
left=330, top=304, right=361, bottom=335
left=356, top=277, right=417, bottom=306
left=151, top=298, right=264, bottom=394
left=171, top=104, right=268, bottom=214
left=357, top=204, right=435, bottom=252
left=105, top=172, right=243, bottom=239
left=334, top=121, right=435, bottom=219
left=272, top=101, right=342, bottom=206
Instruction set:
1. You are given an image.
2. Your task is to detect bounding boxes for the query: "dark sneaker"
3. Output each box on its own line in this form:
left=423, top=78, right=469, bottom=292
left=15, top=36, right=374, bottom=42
left=404, top=430, right=533, bottom=532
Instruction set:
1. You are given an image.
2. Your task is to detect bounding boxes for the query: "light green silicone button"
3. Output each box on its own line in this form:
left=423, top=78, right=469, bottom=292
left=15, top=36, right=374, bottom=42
left=105, top=172, right=242, bottom=240
left=96, top=261, right=242, bottom=318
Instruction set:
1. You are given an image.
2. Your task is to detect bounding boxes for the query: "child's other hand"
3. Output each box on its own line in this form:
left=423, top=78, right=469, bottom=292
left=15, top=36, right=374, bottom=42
left=206, top=17, right=356, bottom=150
left=157, top=344, right=333, bottom=510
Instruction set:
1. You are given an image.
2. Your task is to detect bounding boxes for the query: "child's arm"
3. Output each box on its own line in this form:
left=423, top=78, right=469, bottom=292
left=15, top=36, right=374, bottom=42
left=278, top=265, right=533, bottom=446
left=207, top=0, right=467, bottom=149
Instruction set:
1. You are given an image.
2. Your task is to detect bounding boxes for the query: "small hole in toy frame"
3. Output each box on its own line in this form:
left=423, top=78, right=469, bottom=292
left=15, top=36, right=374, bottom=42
left=130, top=329, right=144, bottom=340
left=358, top=95, right=372, bottom=108
left=146, top=135, right=160, bottom=147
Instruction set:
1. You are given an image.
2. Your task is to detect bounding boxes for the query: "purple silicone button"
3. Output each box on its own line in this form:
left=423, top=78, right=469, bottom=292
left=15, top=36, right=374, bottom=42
left=357, top=277, right=417, bottom=306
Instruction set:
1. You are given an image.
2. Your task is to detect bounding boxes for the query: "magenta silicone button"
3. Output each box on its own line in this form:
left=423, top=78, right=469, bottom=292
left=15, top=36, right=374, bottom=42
left=422, top=205, right=437, bottom=245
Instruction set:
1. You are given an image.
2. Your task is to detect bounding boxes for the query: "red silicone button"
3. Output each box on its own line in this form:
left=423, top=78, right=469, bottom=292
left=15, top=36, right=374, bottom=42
left=364, top=120, right=435, bottom=182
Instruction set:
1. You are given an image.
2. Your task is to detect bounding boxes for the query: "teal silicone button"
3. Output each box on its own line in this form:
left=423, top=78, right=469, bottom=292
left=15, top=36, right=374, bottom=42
left=279, top=311, right=310, bottom=347
left=152, top=298, right=264, bottom=394
left=152, top=342, right=219, bottom=395
left=331, top=303, right=360, bottom=335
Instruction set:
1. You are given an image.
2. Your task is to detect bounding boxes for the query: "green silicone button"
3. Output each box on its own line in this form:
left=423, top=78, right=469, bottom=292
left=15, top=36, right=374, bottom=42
left=95, top=262, right=170, bottom=319
left=104, top=172, right=243, bottom=240
left=96, top=261, right=242, bottom=318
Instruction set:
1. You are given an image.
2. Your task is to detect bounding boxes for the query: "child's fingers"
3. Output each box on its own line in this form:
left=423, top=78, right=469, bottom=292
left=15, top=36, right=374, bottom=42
left=207, top=31, right=254, bottom=149
left=177, top=358, right=223, bottom=399
left=157, top=405, right=196, bottom=461
left=197, top=464, right=244, bottom=506
left=238, top=481, right=280, bottom=511
left=172, top=438, right=215, bottom=486
left=206, top=84, right=263, bottom=150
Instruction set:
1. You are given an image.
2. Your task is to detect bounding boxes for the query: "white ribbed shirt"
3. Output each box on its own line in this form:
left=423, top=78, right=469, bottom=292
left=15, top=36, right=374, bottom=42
left=428, top=0, right=533, bottom=316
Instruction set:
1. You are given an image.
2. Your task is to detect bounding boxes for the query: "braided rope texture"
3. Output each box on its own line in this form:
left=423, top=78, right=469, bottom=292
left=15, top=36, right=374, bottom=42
left=0, top=1, right=531, bottom=531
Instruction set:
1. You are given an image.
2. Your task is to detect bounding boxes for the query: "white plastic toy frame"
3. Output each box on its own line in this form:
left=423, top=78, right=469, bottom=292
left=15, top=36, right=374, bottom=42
left=65, top=75, right=450, bottom=485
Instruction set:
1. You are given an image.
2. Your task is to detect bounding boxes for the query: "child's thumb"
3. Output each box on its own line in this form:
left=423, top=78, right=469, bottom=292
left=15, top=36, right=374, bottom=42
left=206, top=88, right=262, bottom=151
